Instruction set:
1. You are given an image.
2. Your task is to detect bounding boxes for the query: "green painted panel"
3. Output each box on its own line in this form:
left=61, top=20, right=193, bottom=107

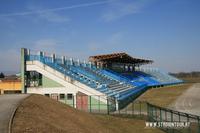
left=59, top=97, right=74, bottom=107
left=42, top=76, right=63, bottom=87
left=59, top=96, right=107, bottom=110
left=88, top=96, right=107, bottom=110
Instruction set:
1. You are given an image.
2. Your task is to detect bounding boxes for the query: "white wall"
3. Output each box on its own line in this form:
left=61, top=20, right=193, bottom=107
left=26, top=61, right=107, bottom=103
left=27, top=87, right=77, bottom=95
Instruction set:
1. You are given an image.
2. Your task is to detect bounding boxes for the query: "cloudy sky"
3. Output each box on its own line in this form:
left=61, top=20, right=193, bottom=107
left=0, top=0, right=200, bottom=74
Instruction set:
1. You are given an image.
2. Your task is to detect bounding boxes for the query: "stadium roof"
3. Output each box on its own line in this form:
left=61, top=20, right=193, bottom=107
left=89, top=52, right=153, bottom=65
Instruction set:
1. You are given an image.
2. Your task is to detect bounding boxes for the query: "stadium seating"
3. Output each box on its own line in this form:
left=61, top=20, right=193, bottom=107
left=135, top=67, right=183, bottom=85
left=26, top=54, right=182, bottom=106
left=27, top=55, right=146, bottom=101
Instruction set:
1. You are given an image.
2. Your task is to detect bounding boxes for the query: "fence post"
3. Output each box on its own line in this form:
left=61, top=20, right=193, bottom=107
left=186, top=114, right=191, bottom=133
left=107, top=98, right=110, bottom=115
left=198, top=116, right=200, bottom=133
left=148, top=104, right=153, bottom=122
left=170, top=110, right=174, bottom=133
left=165, top=110, right=167, bottom=121
left=178, top=112, right=180, bottom=122
left=159, top=108, right=162, bottom=122
left=132, top=102, right=134, bottom=115
left=170, top=111, right=173, bottom=122
left=155, top=107, right=157, bottom=121
left=125, top=104, right=127, bottom=115
left=139, top=101, right=141, bottom=117
left=147, top=103, right=150, bottom=121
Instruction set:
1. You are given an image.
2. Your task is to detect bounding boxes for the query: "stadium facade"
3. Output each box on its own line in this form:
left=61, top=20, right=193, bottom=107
left=21, top=48, right=183, bottom=111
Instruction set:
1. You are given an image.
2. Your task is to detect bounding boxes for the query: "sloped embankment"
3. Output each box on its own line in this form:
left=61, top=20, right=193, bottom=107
left=12, top=94, right=163, bottom=133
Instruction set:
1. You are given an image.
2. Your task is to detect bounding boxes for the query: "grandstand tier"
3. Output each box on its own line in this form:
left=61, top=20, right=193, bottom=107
left=21, top=48, right=183, bottom=111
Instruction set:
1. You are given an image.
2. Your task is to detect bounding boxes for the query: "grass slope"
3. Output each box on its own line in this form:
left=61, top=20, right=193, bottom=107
left=137, top=83, right=192, bottom=107
left=12, top=94, right=163, bottom=133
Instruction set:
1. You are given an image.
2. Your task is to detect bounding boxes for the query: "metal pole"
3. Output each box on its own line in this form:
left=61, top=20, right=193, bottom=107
left=149, top=104, right=153, bottom=121
left=186, top=114, right=190, bottom=133
left=147, top=103, right=150, bottom=121
left=171, top=111, right=173, bottom=122
left=132, top=102, right=134, bottom=115
left=139, top=101, right=141, bottom=117
left=198, top=116, right=200, bottom=133
left=107, top=98, right=110, bottom=115
left=159, top=108, right=162, bottom=122
left=125, top=104, right=127, bottom=115
left=155, top=107, right=157, bottom=121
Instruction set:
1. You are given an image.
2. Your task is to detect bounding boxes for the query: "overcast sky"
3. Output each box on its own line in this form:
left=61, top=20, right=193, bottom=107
left=0, top=0, right=200, bottom=74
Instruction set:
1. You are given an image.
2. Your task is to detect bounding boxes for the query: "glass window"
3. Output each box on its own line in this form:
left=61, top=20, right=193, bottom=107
left=67, top=94, right=73, bottom=100
left=44, top=94, right=50, bottom=97
left=59, top=94, right=65, bottom=99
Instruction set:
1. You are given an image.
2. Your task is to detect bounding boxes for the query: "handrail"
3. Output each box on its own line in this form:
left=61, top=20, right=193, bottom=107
left=26, top=56, right=121, bottom=98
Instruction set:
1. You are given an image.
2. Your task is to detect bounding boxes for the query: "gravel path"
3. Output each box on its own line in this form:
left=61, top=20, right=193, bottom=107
left=169, top=83, right=200, bottom=116
left=0, top=94, right=29, bottom=133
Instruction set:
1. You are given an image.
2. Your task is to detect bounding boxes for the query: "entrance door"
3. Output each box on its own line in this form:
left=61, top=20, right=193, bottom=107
left=76, top=92, right=88, bottom=111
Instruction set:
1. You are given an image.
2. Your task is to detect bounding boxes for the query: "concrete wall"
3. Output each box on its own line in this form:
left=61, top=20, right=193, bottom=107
left=26, top=61, right=106, bottom=97
left=27, top=87, right=107, bottom=110
left=27, top=87, right=77, bottom=107
left=27, top=87, right=77, bottom=95
left=26, top=60, right=108, bottom=104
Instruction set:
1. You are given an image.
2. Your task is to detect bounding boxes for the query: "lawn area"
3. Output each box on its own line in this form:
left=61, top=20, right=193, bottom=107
left=136, top=83, right=193, bottom=107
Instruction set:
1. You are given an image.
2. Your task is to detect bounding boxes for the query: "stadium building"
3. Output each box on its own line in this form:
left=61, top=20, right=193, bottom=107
left=21, top=48, right=182, bottom=111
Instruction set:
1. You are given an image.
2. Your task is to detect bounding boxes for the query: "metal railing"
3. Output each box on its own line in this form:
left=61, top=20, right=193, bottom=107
left=147, top=103, right=200, bottom=133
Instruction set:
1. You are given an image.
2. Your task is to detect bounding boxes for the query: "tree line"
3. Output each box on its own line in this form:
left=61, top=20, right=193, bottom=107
left=0, top=72, right=5, bottom=78
left=170, top=71, right=200, bottom=78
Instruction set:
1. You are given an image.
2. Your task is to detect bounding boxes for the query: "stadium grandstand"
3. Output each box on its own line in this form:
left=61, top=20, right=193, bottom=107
left=21, top=48, right=183, bottom=111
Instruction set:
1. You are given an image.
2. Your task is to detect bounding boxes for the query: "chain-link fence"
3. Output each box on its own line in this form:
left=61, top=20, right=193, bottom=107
left=110, top=100, right=148, bottom=118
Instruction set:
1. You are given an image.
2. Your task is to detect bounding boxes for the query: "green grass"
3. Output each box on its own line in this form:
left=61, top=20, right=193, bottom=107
left=136, top=83, right=192, bottom=107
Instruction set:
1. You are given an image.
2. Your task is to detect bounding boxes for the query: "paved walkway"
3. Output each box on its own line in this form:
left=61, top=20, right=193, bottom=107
left=0, top=94, right=29, bottom=133
left=169, top=83, right=200, bottom=116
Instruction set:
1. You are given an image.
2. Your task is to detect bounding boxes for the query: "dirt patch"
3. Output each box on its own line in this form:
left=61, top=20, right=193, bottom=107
left=12, top=94, right=163, bottom=133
